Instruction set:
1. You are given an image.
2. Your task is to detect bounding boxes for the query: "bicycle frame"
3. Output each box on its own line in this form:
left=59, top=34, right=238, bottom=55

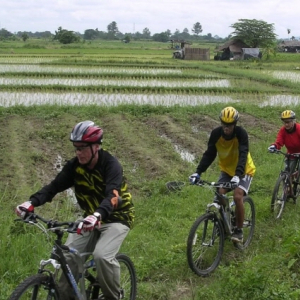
left=11, top=213, right=137, bottom=300
left=274, top=150, right=300, bottom=198
left=187, top=179, right=255, bottom=276
left=19, top=215, right=92, bottom=300
left=205, top=185, right=235, bottom=237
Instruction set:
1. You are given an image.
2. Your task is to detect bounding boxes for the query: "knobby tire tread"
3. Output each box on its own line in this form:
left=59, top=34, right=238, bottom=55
left=116, top=253, right=137, bottom=300
left=187, top=212, right=224, bottom=277
left=234, top=196, right=255, bottom=250
left=9, top=274, right=61, bottom=300
left=271, top=174, right=288, bottom=219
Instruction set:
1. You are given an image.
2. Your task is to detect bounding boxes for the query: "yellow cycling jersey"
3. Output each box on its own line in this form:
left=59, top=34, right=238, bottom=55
left=196, top=126, right=256, bottom=177
left=216, top=135, right=256, bottom=177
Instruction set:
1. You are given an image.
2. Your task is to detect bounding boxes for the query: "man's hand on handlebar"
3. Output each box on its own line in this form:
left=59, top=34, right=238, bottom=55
left=15, top=201, right=34, bottom=219
left=268, top=145, right=277, bottom=153
left=230, top=176, right=240, bottom=188
left=76, top=215, right=100, bottom=235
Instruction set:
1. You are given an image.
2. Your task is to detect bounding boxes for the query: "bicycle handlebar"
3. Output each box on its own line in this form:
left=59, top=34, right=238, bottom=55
left=15, top=213, right=82, bottom=234
left=196, top=179, right=236, bottom=190
left=270, top=149, right=300, bottom=158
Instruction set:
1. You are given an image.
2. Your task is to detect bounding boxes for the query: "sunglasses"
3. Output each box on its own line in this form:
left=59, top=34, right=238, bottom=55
left=221, top=122, right=234, bottom=128
left=74, top=144, right=90, bottom=152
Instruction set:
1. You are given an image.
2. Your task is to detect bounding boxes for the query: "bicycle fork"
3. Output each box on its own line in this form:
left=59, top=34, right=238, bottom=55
left=208, top=198, right=235, bottom=237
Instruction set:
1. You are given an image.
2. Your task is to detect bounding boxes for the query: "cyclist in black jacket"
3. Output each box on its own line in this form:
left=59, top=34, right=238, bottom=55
left=16, top=120, right=135, bottom=300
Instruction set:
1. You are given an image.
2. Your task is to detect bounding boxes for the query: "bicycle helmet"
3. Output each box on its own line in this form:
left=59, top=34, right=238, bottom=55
left=219, top=106, right=239, bottom=124
left=281, top=110, right=295, bottom=120
left=70, top=121, right=103, bottom=144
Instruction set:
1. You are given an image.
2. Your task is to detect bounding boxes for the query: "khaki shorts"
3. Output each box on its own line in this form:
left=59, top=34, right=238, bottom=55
left=217, top=172, right=253, bottom=195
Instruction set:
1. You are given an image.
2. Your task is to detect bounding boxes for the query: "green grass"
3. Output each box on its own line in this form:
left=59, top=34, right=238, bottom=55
left=1, top=40, right=300, bottom=299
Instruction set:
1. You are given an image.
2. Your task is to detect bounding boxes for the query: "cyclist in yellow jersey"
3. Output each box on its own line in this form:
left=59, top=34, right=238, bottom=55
left=189, top=107, right=256, bottom=243
left=16, top=120, right=134, bottom=300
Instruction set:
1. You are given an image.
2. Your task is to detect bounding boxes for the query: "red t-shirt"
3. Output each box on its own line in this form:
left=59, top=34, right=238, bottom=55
left=273, top=123, right=300, bottom=154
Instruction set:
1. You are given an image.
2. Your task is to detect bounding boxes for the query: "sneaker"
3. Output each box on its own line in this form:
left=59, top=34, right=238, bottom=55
left=231, top=228, right=243, bottom=243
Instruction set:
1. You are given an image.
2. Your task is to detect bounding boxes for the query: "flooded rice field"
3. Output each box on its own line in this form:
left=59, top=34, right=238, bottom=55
left=0, top=91, right=298, bottom=107
left=1, top=61, right=299, bottom=108
left=0, top=77, right=230, bottom=88
left=0, top=64, right=183, bottom=75
left=0, top=91, right=236, bottom=107
left=272, top=71, right=300, bottom=83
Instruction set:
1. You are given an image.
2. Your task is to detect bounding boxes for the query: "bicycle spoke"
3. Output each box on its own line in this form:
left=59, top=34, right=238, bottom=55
left=187, top=213, right=224, bottom=276
left=234, top=196, right=255, bottom=250
left=9, top=274, right=60, bottom=300
left=271, top=175, right=288, bottom=219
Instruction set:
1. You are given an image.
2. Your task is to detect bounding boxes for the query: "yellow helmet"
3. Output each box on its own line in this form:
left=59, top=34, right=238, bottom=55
left=281, top=110, right=295, bottom=120
left=219, top=107, right=239, bottom=124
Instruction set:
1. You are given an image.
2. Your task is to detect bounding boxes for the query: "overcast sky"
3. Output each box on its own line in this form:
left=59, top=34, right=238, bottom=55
left=1, top=0, right=299, bottom=39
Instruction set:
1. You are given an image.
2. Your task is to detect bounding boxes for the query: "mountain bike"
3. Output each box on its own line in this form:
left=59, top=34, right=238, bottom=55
left=186, top=180, right=255, bottom=277
left=9, top=213, right=137, bottom=300
left=270, top=150, right=300, bottom=219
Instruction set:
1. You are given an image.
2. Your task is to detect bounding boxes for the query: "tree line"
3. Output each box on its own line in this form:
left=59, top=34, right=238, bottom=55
left=0, top=21, right=225, bottom=44
left=0, top=19, right=291, bottom=48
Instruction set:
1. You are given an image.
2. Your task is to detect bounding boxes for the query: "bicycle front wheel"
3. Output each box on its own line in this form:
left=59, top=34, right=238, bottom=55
left=234, top=196, right=255, bottom=250
left=9, top=274, right=61, bottom=300
left=271, top=174, right=288, bottom=219
left=187, top=212, right=224, bottom=277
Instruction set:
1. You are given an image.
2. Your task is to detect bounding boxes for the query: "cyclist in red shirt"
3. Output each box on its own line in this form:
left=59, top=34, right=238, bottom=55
left=268, top=110, right=300, bottom=173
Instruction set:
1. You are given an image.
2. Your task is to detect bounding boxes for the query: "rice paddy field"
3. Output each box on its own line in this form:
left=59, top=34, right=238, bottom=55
left=2, top=39, right=300, bottom=299
left=1, top=39, right=300, bottom=107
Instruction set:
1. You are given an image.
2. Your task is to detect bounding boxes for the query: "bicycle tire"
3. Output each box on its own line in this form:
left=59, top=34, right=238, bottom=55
left=187, top=212, right=224, bottom=277
left=9, top=274, right=61, bottom=300
left=117, top=253, right=137, bottom=300
left=271, top=174, right=288, bottom=219
left=86, top=253, right=137, bottom=300
left=234, top=196, right=255, bottom=250
left=292, top=173, right=300, bottom=202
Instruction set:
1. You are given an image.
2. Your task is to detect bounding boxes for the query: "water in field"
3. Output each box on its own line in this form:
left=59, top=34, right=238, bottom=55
left=0, top=64, right=182, bottom=75
left=272, top=71, right=300, bottom=83
left=161, top=134, right=195, bottom=163
left=259, top=95, right=300, bottom=107
left=174, top=144, right=195, bottom=163
left=0, top=77, right=230, bottom=88
left=0, top=92, right=237, bottom=107
left=0, top=91, right=298, bottom=108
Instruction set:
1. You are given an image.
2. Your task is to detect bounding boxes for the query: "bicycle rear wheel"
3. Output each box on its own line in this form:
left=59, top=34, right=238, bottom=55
left=292, top=173, right=300, bottom=202
left=9, top=274, right=60, bottom=300
left=271, top=174, right=288, bottom=219
left=234, top=196, right=255, bottom=250
left=187, top=212, right=224, bottom=277
left=86, top=253, right=137, bottom=300
left=117, top=253, right=137, bottom=300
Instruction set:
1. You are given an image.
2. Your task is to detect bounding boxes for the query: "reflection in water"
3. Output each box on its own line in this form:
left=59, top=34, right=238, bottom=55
left=272, top=71, right=300, bottom=83
left=0, top=92, right=237, bottom=107
left=0, top=64, right=182, bottom=75
left=174, top=145, right=195, bottom=163
left=0, top=77, right=230, bottom=88
left=259, top=95, right=300, bottom=107
left=161, top=134, right=195, bottom=163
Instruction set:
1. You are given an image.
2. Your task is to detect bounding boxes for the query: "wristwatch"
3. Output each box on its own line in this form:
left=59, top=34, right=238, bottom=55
left=93, top=212, right=102, bottom=221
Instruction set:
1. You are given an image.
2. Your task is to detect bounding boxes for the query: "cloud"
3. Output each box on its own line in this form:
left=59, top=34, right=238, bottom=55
left=1, top=0, right=299, bottom=38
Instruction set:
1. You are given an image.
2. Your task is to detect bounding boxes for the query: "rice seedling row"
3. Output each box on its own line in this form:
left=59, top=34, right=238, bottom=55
left=0, top=91, right=299, bottom=107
